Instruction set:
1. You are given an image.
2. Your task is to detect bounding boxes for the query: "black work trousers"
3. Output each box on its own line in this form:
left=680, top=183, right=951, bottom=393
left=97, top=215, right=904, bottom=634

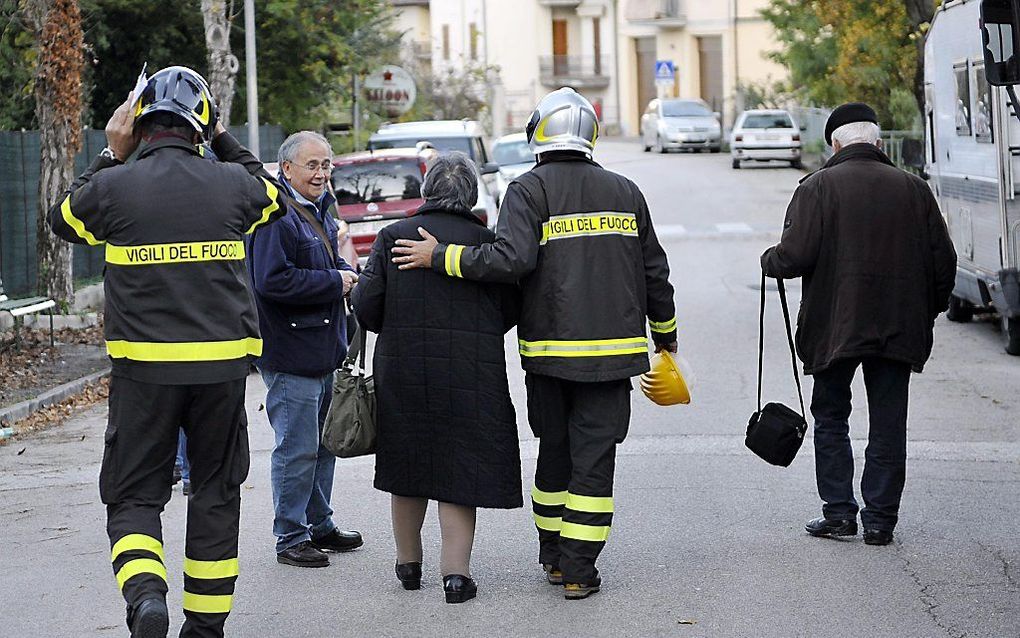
left=101, top=375, right=250, bottom=638
left=525, top=373, right=631, bottom=584
left=810, top=357, right=911, bottom=532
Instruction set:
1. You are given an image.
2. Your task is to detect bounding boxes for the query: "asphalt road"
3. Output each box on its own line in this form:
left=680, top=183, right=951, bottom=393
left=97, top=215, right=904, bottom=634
left=1, top=140, right=1018, bottom=638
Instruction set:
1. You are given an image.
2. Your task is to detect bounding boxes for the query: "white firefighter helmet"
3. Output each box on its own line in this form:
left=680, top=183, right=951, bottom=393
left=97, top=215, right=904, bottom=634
left=525, top=87, right=599, bottom=155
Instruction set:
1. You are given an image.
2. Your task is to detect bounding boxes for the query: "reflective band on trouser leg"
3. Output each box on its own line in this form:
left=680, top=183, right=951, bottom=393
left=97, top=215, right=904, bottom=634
left=519, top=337, right=648, bottom=358
left=560, top=521, right=611, bottom=542
left=106, top=337, right=263, bottom=362
left=648, top=316, right=677, bottom=334
left=184, top=558, right=239, bottom=580
left=105, top=240, right=245, bottom=266
left=116, top=558, right=168, bottom=590
left=532, top=485, right=566, bottom=532
left=111, top=533, right=166, bottom=563
left=245, top=178, right=281, bottom=234
left=183, top=592, right=233, bottom=615
left=564, top=493, right=613, bottom=514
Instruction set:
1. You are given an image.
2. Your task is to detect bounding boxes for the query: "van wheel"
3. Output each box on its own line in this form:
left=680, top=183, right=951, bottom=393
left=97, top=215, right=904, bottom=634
left=946, top=295, right=974, bottom=323
left=1003, top=315, right=1020, bottom=355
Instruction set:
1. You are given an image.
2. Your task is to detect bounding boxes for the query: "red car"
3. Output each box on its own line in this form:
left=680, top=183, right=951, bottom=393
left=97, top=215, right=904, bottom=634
left=330, top=147, right=443, bottom=265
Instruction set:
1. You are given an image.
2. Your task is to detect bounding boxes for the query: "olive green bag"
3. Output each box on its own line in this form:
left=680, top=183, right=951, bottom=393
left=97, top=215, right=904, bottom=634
left=323, top=327, right=376, bottom=458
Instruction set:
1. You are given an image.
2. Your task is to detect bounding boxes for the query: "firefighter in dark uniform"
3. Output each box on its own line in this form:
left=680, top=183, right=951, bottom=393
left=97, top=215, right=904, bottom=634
left=49, top=66, right=287, bottom=637
left=391, top=88, right=677, bottom=599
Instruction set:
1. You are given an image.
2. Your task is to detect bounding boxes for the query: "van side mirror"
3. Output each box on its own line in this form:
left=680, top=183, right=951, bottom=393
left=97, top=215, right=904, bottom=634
left=981, top=0, right=1020, bottom=85
left=481, top=162, right=500, bottom=176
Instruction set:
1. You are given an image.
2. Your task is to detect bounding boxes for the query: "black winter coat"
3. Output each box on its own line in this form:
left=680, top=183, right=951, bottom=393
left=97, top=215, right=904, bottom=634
left=761, top=144, right=957, bottom=374
left=352, top=202, right=523, bottom=509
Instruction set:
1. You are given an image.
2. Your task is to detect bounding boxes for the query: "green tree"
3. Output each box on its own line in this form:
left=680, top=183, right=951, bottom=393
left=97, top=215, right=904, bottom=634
left=762, top=0, right=936, bottom=129
left=0, top=1, right=40, bottom=129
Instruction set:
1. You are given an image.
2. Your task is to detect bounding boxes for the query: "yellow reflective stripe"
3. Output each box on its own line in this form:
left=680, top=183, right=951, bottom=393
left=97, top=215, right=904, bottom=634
left=649, top=316, right=677, bottom=334
left=116, top=558, right=167, bottom=590
left=184, top=557, right=239, bottom=580
left=111, top=534, right=165, bottom=563
left=540, top=212, right=638, bottom=245
left=533, top=514, right=562, bottom=532
left=60, top=195, right=104, bottom=246
left=183, top=592, right=233, bottom=615
left=560, top=521, right=611, bottom=542
left=444, top=244, right=465, bottom=278
left=531, top=486, right=568, bottom=506
left=106, top=337, right=263, bottom=362
left=245, top=178, right=280, bottom=234
left=564, top=493, right=613, bottom=514
left=105, top=241, right=245, bottom=265
left=518, top=337, right=648, bottom=358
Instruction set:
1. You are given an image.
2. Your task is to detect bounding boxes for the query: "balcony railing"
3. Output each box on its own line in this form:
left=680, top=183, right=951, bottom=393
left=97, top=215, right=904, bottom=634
left=536, top=0, right=582, bottom=6
left=625, top=0, right=687, bottom=26
left=539, top=55, right=611, bottom=88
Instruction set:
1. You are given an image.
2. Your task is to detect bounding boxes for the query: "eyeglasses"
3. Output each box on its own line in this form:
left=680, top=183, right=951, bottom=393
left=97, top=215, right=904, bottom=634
left=288, top=160, right=333, bottom=174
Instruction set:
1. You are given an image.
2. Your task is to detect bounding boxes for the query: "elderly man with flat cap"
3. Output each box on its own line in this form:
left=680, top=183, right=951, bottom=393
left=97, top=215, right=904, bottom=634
left=761, top=102, right=957, bottom=546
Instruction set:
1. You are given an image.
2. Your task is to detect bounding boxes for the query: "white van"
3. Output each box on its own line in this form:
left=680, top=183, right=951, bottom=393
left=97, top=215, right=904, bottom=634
left=925, top=0, right=1020, bottom=353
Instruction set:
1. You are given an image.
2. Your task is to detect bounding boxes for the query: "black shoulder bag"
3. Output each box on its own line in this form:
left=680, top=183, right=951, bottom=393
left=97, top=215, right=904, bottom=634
left=745, top=272, right=808, bottom=467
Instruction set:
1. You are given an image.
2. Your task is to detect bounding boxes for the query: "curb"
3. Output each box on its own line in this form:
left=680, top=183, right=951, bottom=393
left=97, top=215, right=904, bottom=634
left=0, top=368, right=111, bottom=427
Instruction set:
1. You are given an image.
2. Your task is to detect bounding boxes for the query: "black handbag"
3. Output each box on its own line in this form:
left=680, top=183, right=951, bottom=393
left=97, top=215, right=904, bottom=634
left=322, top=327, right=377, bottom=458
left=745, top=272, right=808, bottom=467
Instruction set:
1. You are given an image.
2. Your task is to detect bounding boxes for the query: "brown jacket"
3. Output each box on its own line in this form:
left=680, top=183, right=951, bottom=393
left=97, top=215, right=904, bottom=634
left=761, top=143, right=957, bottom=374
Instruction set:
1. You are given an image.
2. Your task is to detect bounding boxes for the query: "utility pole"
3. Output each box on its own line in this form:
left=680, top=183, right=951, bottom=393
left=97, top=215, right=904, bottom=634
left=244, top=0, right=260, bottom=157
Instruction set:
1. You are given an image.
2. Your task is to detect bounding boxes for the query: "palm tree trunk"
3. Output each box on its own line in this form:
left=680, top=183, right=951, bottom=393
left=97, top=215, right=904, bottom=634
left=24, top=0, right=84, bottom=307
left=202, top=0, right=238, bottom=127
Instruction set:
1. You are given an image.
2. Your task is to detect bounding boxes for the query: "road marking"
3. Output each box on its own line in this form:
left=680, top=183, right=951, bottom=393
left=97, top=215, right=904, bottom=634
left=655, top=224, right=688, bottom=238
left=716, top=222, right=755, bottom=233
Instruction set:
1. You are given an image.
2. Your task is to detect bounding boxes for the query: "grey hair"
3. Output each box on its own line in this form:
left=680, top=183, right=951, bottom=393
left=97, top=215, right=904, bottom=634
left=831, top=121, right=881, bottom=147
left=421, top=151, right=478, bottom=212
left=278, top=130, right=331, bottom=163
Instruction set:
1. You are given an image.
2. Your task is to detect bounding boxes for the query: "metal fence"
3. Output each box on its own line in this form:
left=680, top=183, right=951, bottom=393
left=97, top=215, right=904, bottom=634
left=0, top=124, right=284, bottom=298
left=787, top=106, right=923, bottom=173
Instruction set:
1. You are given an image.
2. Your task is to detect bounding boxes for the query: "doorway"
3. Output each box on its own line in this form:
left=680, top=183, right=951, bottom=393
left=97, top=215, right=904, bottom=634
left=697, top=36, right=723, bottom=113
left=636, top=37, right=656, bottom=118
left=553, top=20, right=568, bottom=76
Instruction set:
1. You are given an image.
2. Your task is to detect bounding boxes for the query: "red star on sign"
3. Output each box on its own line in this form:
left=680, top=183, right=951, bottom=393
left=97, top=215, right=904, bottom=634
left=383, top=71, right=393, bottom=81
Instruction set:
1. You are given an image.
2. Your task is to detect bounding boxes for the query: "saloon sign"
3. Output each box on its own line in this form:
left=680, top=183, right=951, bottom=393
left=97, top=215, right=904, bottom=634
left=363, top=65, right=417, bottom=117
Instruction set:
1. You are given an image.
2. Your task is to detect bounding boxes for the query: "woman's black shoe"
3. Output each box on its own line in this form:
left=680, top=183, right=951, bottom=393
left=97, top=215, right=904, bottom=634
left=443, top=574, right=477, bottom=604
left=395, top=561, right=422, bottom=590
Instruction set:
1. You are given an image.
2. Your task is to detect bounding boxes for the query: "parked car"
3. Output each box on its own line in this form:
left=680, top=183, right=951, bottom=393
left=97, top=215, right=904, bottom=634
left=730, top=109, right=803, bottom=169
left=262, top=161, right=359, bottom=269
left=641, top=98, right=722, bottom=153
left=490, top=132, right=536, bottom=205
left=368, top=120, right=500, bottom=227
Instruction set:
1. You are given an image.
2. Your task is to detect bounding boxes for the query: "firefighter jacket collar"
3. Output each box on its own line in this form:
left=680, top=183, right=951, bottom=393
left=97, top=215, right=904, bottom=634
left=536, top=150, right=599, bottom=168
left=415, top=199, right=485, bottom=226
left=136, top=135, right=202, bottom=160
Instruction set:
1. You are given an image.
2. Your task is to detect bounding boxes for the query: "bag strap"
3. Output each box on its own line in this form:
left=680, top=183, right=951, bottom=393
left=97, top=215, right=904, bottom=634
left=285, top=194, right=336, bottom=263
left=342, top=324, right=368, bottom=374
left=757, top=271, right=806, bottom=417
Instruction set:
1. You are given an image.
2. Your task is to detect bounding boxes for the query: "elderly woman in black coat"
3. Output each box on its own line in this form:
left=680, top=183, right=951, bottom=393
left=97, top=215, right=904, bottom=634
left=351, top=152, right=521, bottom=604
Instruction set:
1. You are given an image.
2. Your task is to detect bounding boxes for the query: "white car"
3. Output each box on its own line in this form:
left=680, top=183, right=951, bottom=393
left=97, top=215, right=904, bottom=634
left=730, top=109, right=803, bottom=169
left=490, top=133, right=536, bottom=205
left=641, top=98, right=722, bottom=153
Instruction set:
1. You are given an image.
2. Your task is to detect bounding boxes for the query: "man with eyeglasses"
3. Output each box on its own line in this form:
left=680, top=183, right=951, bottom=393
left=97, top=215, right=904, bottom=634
left=248, top=131, right=363, bottom=568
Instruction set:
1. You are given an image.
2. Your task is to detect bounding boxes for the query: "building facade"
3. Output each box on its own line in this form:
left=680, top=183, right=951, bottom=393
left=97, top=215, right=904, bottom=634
left=390, top=1, right=787, bottom=137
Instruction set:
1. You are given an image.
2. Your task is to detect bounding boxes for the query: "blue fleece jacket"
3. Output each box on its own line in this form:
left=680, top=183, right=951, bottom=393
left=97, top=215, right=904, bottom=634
left=248, top=176, right=354, bottom=376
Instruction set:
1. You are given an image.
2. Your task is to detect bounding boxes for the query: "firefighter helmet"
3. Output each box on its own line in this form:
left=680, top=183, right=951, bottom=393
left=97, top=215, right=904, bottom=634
left=134, top=66, right=217, bottom=140
left=639, top=350, right=692, bottom=406
left=525, top=87, right=599, bottom=155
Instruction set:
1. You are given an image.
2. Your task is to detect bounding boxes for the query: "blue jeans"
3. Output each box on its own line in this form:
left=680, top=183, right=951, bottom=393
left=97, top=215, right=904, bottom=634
left=261, top=369, right=337, bottom=552
left=176, top=429, right=190, bottom=484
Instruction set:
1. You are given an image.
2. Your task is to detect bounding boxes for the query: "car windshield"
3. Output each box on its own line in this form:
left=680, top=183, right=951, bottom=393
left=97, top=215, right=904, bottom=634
left=662, top=101, right=712, bottom=117
left=742, top=114, right=794, bottom=129
left=492, top=140, right=535, bottom=166
left=370, top=136, right=475, bottom=159
left=331, top=159, right=423, bottom=205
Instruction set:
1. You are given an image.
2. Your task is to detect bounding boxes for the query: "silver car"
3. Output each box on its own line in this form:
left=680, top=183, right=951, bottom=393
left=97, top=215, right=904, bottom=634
left=641, top=99, right=722, bottom=153
left=730, top=109, right=803, bottom=169
left=490, top=132, right=536, bottom=205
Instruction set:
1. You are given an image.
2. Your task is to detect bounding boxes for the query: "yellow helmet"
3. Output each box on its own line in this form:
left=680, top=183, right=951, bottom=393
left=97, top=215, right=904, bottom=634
left=639, top=351, right=692, bottom=406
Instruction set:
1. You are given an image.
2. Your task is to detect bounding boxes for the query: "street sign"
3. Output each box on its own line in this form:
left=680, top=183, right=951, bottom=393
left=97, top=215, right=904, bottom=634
left=655, top=60, right=675, bottom=83
left=362, top=65, right=417, bottom=117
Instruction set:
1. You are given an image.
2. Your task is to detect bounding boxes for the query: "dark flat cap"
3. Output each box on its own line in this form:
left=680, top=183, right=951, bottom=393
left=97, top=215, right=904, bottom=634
left=825, top=102, right=879, bottom=145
